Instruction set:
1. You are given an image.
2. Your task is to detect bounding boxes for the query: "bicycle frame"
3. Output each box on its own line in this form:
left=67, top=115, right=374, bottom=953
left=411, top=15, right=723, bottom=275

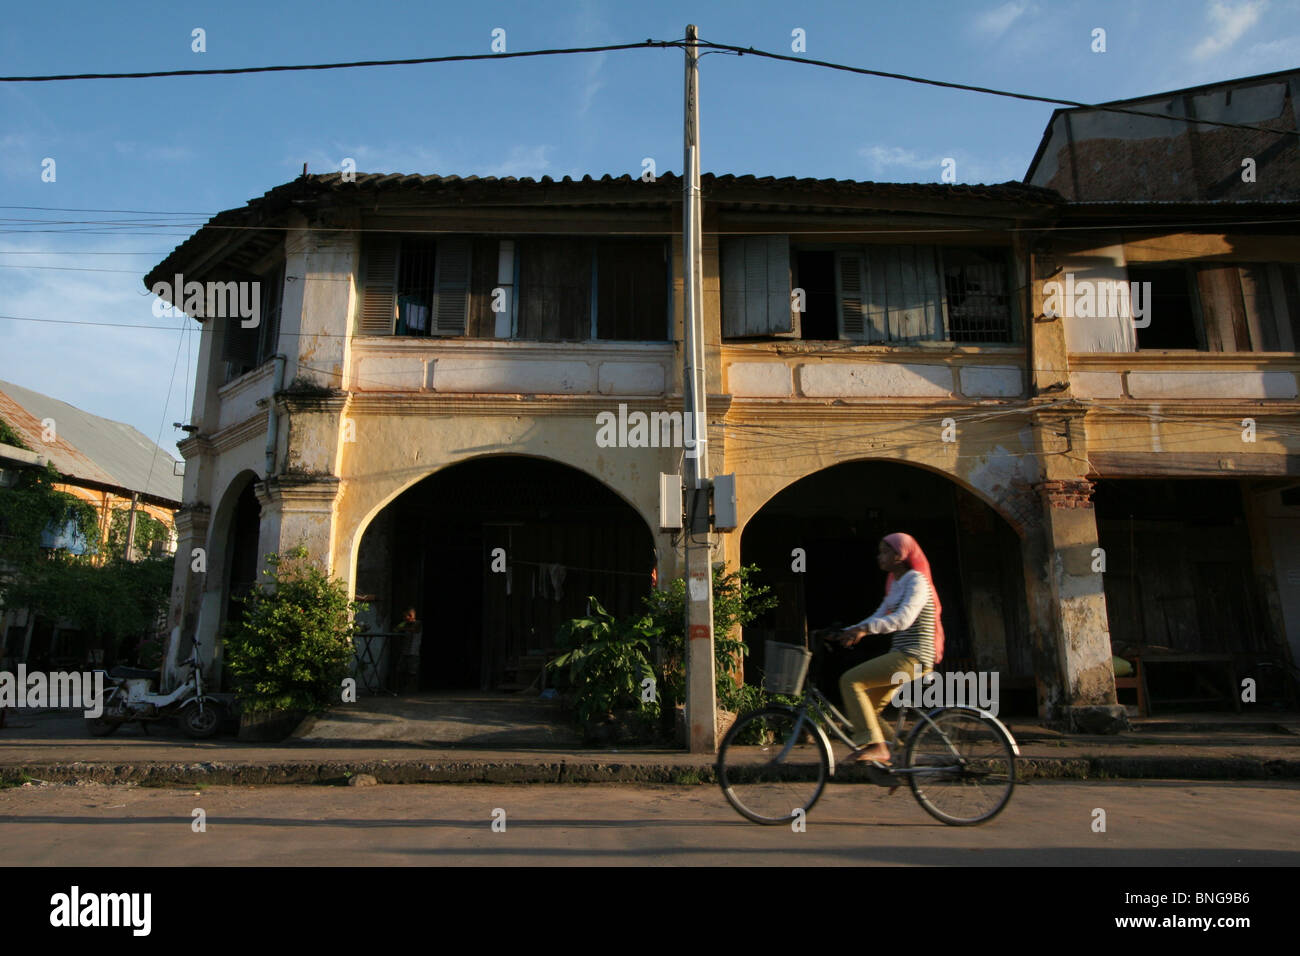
left=786, top=685, right=952, bottom=778
left=786, top=637, right=1020, bottom=775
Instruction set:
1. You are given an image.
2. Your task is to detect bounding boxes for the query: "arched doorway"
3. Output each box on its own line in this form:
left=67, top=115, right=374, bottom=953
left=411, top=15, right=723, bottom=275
left=354, top=456, right=656, bottom=692
left=223, top=480, right=262, bottom=631
left=741, top=460, right=1034, bottom=714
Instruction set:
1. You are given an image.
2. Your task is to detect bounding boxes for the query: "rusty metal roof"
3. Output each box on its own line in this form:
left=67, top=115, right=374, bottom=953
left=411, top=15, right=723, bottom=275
left=0, top=379, right=182, bottom=506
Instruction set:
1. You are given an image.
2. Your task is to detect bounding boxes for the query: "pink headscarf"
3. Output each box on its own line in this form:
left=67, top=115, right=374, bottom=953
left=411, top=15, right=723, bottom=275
left=883, top=532, right=944, bottom=665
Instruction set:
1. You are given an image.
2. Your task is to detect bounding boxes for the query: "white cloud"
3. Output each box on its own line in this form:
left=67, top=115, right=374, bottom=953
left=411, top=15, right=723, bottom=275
left=860, top=146, right=932, bottom=170
left=285, top=142, right=553, bottom=179
left=973, top=1, right=1032, bottom=37
left=858, top=145, right=1022, bottom=184
left=1191, top=0, right=1268, bottom=60
left=479, top=145, right=554, bottom=179
left=579, top=53, right=607, bottom=116
left=1244, top=33, right=1300, bottom=59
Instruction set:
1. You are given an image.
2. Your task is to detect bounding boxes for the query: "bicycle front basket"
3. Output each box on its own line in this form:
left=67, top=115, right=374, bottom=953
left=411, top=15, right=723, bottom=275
left=764, top=640, right=812, bottom=696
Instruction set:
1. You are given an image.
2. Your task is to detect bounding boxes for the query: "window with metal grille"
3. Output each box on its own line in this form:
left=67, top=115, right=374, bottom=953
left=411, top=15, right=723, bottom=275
left=942, top=248, right=1014, bottom=344
left=396, top=238, right=437, bottom=336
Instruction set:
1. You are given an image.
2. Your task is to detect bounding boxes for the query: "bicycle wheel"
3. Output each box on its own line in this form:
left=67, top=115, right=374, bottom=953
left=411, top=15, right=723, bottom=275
left=903, top=707, right=1016, bottom=826
left=716, top=706, right=830, bottom=825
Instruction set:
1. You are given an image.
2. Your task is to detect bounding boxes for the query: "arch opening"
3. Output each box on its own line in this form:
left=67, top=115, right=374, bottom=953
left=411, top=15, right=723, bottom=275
left=740, top=460, right=1036, bottom=716
left=353, top=455, right=656, bottom=693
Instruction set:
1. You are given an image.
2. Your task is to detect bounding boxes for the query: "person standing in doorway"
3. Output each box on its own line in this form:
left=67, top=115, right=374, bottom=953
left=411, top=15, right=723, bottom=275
left=392, top=607, right=423, bottom=694
left=836, top=532, right=945, bottom=764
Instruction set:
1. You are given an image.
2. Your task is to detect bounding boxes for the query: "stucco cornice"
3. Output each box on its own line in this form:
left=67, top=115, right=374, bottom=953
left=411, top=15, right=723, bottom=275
left=207, top=416, right=267, bottom=454
left=343, top=393, right=733, bottom=417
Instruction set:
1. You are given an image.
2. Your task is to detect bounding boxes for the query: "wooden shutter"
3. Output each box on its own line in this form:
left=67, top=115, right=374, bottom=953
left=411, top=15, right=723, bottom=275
left=836, top=251, right=866, bottom=339
left=722, top=236, right=792, bottom=336
left=434, top=238, right=471, bottom=334
left=722, top=238, right=747, bottom=337
left=359, top=236, right=399, bottom=335
left=220, top=319, right=258, bottom=366
left=764, top=236, right=793, bottom=334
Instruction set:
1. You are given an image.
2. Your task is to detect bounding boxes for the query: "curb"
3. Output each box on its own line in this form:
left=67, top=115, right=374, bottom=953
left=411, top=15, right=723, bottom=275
left=4, top=755, right=1299, bottom=787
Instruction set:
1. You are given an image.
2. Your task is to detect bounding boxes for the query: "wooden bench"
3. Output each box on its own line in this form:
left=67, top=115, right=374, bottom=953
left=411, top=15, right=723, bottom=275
left=1118, top=653, right=1240, bottom=715
left=1113, top=657, right=1148, bottom=716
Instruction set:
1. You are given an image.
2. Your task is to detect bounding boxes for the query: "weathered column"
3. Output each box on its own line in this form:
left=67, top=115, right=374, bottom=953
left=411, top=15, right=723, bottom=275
left=1035, top=475, right=1128, bottom=733
left=254, top=474, right=342, bottom=576
left=164, top=503, right=210, bottom=686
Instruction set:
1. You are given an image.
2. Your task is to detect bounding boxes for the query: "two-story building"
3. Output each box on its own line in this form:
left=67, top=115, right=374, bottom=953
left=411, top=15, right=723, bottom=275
left=149, top=73, right=1300, bottom=735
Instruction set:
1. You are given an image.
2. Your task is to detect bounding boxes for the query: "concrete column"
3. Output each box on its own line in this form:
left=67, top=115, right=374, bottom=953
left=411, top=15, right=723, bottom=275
left=163, top=503, right=210, bottom=688
left=1035, top=476, right=1128, bottom=733
left=254, top=474, right=342, bottom=577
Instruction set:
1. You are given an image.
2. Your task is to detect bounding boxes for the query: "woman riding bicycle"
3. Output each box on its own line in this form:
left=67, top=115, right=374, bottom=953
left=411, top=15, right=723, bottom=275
left=836, top=532, right=945, bottom=765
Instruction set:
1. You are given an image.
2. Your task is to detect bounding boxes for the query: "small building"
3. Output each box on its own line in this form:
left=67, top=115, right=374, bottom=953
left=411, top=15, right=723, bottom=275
left=0, top=379, right=181, bottom=665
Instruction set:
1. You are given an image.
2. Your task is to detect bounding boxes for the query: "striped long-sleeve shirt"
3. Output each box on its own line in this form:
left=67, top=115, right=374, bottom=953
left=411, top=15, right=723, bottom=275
left=850, top=570, right=937, bottom=669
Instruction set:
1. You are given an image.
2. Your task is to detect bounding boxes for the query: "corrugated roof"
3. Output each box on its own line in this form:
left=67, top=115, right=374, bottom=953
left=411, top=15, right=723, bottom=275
left=144, top=171, right=1063, bottom=288
left=0, top=380, right=182, bottom=506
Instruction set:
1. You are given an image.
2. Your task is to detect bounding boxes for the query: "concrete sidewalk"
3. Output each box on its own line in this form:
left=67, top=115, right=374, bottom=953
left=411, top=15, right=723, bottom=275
left=2, top=707, right=1298, bottom=786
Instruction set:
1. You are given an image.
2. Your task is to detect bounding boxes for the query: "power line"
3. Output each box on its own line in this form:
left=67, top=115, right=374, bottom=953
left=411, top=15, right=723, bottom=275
left=0, top=40, right=681, bottom=82
left=695, top=39, right=1300, bottom=139
left=0, top=249, right=170, bottom=255
left=2, top=32, right=1292, bottom=144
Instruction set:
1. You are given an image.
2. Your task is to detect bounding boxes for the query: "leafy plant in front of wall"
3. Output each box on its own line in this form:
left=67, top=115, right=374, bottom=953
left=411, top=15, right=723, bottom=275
left=105, top=509, right=170, bottom=561
left=548, top=596, right=662, bottom=727
left=640, top=563, right=779, bottom=716
left=0, top=462, right=98, bottom=569
left=223, top=546, right=366, bottom=715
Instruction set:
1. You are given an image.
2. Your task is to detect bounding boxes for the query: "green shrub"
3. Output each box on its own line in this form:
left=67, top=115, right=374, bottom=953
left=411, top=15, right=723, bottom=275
left=223, top=546, right=366, bottom=715
left=549, top=597, right=660, bottom=726
left=640, top=563, right=778, bottom=714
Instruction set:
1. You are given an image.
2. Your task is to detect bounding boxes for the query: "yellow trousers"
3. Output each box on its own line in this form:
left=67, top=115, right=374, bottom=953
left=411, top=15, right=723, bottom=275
left=838, top=650, right=928, bottom=747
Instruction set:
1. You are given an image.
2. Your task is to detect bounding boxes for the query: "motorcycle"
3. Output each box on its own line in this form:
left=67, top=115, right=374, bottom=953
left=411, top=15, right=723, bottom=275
left=86, top=638, right=224, bottom=739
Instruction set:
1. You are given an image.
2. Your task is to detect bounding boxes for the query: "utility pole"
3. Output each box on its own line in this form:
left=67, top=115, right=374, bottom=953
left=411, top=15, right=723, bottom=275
left=123, top=492, right=140, bottom=562
left=682, top=23, right=717, bottom=754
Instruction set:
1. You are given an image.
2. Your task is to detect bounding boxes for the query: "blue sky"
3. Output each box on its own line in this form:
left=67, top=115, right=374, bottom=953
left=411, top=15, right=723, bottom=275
left=2, top=0, right=1298, bottom=455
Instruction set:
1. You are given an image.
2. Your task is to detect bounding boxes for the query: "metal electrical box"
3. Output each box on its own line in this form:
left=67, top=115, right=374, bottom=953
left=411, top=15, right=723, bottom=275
left=659, top=473, right=683, bottom=530
left=713, top=473, right=737, bottom=530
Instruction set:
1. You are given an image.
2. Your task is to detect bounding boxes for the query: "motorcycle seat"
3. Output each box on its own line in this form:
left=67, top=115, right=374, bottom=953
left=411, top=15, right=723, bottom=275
left=109, top=666, right=158, bottom=680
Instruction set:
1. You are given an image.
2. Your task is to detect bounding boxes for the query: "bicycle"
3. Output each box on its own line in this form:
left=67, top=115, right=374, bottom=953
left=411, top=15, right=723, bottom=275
left=716, top=631, right=1020, bottom=826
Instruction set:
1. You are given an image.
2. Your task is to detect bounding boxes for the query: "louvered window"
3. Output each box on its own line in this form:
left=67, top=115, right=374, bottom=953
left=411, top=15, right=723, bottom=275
left=359, top=234, right=667, bottom=341
left=358, top=235, right=471, bottom=336
left=721, top=236, right=794, bottom=337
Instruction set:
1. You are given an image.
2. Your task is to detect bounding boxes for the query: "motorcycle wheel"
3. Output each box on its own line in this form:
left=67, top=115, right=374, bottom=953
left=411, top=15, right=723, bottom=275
left=87, top=695, right=128, bottom=737
left=182, top=702, right=222, bottom=739
left=86, top=716, right=124, bottom=736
